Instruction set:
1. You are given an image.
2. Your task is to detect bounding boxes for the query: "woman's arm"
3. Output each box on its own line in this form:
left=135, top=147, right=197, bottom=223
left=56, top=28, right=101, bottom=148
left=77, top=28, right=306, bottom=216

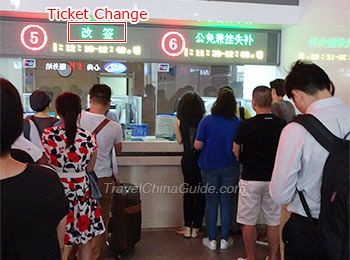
left=174, top=118, right=182, bottom=144
left=86, top=150, right=97, bottom=173
left=194, top=140, right=203, bottom=150
left=233, top=142, right=240, bottom=161
left=56, top=215, right=67, bottom=255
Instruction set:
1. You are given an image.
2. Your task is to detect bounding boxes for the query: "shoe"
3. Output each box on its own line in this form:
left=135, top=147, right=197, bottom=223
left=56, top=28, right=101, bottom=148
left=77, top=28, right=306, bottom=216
left=256, top=232, right=268, bottom=246
left=265, top=257, right=269, bottom=260
left=202, top=237, right=217, bottom=250
left=237, top=258, right=246, bottom=260
left=175, top=227, right=186, bottom=235
left=220, top=237, right=234, bottom=249
left=184, top=227, right=191, bottom=238
left=191, top=228, right=199, bottom=238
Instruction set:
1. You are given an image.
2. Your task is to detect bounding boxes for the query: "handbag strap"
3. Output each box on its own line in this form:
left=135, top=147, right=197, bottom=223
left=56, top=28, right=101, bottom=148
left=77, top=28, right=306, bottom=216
left=92, top=118, right=110, bottom=135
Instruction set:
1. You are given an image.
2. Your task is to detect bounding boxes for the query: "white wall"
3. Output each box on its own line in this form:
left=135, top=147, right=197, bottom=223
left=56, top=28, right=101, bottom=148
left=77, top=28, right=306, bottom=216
left=243, top=65, right=278, bottom=99
left=279, top=0, right=350, bottom=103
left=0, top=57, right=23, bottom=97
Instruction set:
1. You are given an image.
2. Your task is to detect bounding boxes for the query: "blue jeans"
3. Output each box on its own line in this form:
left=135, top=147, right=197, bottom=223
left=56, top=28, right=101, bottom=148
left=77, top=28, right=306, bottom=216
left=201, top=165, right=239, bottom=241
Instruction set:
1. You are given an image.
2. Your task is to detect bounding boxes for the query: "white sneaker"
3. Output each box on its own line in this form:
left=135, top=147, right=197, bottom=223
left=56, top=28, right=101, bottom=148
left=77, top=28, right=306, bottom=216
left=202, top=237, right=217, bottom=250
left=184, top=227, right=191, bottom=238
left=220, top=237, right=234, bottom=249
left=237, top=258, right=246, bottom=260
left=191, top=228, right=199, bottom=238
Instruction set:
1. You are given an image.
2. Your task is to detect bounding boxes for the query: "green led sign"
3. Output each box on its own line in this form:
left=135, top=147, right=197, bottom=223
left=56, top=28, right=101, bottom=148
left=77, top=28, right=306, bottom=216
left=309, top=37, right=350, bottom=49
left=68, top=22, right=126, bottom=43
left=195, top=32, right=254, bottom=46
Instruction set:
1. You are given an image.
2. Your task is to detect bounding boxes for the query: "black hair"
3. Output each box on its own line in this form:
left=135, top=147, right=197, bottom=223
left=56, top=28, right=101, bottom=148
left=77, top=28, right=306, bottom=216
left=330, top=81, right=335, bottom=96
left=284, top=60, right=331, bottom=99
left=1, top=78, right=23, bottom=157
left=253, top=86, right=272, bottom=108
left=219, top=85, right=233, bottom=93
left=89, top=84, right=111, bottom=105
left=211, top=90, right=237, bottom=119
left=270, top=79, right=285, bottom=97
left=177, top=92, right=205, bottom=122
left=55, top=92, right=81, bottom=148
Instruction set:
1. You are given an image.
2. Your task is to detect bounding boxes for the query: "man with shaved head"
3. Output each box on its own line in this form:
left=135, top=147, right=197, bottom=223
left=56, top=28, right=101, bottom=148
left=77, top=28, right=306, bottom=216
left=233, top=86, right=286, bottom=260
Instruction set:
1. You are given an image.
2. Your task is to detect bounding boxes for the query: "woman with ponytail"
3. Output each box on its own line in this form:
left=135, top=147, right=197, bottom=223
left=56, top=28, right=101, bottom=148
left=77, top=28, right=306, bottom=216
left=42, top=92, right=105, bottom=259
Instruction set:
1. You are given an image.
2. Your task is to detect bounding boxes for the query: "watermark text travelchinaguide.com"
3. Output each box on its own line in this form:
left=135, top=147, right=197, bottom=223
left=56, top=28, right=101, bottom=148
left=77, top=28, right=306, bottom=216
left=46, top=7, right=149, bottom=24
left=104, top=183, right=245, bottom=194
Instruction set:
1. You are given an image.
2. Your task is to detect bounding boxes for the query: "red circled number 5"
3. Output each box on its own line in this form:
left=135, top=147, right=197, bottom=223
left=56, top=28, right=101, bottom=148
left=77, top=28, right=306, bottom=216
left=30, top=31, right=39, bottom=44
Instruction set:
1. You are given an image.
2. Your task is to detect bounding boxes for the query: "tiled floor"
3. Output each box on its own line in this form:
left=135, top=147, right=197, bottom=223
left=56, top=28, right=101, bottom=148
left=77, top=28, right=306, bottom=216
left=106, top=229, right=269, bottom=260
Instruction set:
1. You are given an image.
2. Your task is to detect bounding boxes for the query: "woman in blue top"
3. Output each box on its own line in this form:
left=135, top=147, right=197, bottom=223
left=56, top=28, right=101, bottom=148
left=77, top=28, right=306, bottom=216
left=195, top=89, right=240, bottom=251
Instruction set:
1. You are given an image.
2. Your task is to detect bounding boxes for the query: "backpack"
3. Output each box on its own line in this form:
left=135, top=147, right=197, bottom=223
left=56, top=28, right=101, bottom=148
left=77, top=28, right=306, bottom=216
left=293, top=114, right=350, bottom=260
left=23, top=119, right=31, bottom=140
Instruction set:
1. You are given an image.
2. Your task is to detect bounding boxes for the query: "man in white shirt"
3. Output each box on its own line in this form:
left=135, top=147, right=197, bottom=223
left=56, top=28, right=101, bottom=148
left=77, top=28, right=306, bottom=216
left=79, top=84, right=122, bottom=260
left=270, top=61, right=350, bottom=259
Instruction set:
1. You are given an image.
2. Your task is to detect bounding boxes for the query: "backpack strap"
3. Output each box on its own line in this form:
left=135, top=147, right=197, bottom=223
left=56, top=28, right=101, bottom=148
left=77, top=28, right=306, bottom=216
left=93, top=118, right=110, bottom=135
left=239, top=106, right=245, bottom=120
left=292, top=114, right=339, bottom=152
left=23, top=119, right=30, bottom=140
left=29, top=115, right=43, bottom=137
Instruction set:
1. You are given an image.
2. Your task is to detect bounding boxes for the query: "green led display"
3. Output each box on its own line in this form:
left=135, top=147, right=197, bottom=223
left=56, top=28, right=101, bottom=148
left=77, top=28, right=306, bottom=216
left=68, top=23, right=125, bottom=42
left=195, top=32, right=254, bottom=46
left=309, top=37, right=350, bottom=49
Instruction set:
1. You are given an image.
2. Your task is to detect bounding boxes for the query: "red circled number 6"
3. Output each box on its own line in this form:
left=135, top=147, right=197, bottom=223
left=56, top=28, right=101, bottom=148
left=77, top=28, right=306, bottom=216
left=169, top=38, right=178, bottom=50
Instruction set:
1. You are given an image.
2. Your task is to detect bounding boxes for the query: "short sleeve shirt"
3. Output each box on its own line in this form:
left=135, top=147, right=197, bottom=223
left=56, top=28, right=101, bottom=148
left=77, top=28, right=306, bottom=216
left=42, top=126, right=97, bottom=174
left=1, top=164, right=69, bottom=259
left=196, top=115, right=240, bottom=170
left=235, top=114, right=286, bottom=181
left=80, top=111, right=123, bottom=178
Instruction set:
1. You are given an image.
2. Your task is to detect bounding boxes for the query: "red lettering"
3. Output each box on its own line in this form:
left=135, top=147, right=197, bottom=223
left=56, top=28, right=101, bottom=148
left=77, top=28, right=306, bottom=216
left=76, top=10, right=83, bottom=19
left=61, top=10, right=68, bottom=20
left=140, top=10, right=149, bottom=21
left=94, top=8, right=104, bottom=19
left=83, top=8, right=89, bottom=19
left=105, top=7, right=113, bottom=19
left=46, top=8, right=58, bottom=21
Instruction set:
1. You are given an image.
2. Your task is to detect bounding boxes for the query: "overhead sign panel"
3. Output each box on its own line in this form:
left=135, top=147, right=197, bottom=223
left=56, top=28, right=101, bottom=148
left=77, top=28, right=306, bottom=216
left=0, top=19, right=280, bottom=65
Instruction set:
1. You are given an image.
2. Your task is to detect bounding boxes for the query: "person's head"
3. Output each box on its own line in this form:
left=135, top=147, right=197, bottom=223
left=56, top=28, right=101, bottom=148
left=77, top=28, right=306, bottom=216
left=55, top=92, right=81, bottom=148
left=30, top=90, right=51, bottom=112
left=203, top=86, right=217, bottom=97
left=89, top=84, right=111, bottom=110
left=219, top=85, right=233, bottom=94
left=252, top=86, right=272, bottom=112
left=269, top=79, right=285, bottom=101
left=211, top=90, right=237, bottom=119
left=284, top=60, right=332, bottom=113
left=177, top=92, right=205, bottom=122
left=1, top=78, right=23, bottom=157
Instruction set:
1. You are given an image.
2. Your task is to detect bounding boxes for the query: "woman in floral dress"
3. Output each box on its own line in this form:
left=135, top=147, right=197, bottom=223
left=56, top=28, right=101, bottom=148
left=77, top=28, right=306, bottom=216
left=42, top=92, right=105, bottom=259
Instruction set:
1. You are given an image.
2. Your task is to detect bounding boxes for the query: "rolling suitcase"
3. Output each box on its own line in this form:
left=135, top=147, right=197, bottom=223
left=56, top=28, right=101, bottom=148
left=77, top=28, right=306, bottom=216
left=108, top=183, right=141, bottom=258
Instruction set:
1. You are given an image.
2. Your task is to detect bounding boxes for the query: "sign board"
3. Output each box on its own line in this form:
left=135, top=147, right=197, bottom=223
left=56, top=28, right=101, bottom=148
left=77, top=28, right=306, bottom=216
left=0, top=19, right=280, bottom=65
left=158, top=63, right=169, bottom=72
left=23, top=58, right=36, bottom=68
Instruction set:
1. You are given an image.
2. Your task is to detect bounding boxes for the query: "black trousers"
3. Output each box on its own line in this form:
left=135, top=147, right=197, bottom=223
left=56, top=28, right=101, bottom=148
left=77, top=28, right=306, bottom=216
left=181, top=157, right=205, bottom=228
left=283, top=213, right=329, bottom=260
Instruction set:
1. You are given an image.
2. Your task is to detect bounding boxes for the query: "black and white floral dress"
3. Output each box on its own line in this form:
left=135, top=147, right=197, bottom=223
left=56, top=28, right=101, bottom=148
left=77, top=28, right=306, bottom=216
left=42, top=126, right=105, bottom=246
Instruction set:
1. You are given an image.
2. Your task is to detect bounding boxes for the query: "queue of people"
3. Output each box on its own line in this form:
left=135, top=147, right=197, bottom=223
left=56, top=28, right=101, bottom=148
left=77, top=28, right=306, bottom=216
left=1, top=60, right=349, bottom=260
left=174, top=61, right=349, bottom=260
left=1, top=81, right=122, bottom=260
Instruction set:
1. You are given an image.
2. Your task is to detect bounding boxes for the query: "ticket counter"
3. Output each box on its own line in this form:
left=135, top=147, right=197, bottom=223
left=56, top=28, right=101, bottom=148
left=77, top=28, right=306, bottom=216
left=118, top=138, right=183, bottom=228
